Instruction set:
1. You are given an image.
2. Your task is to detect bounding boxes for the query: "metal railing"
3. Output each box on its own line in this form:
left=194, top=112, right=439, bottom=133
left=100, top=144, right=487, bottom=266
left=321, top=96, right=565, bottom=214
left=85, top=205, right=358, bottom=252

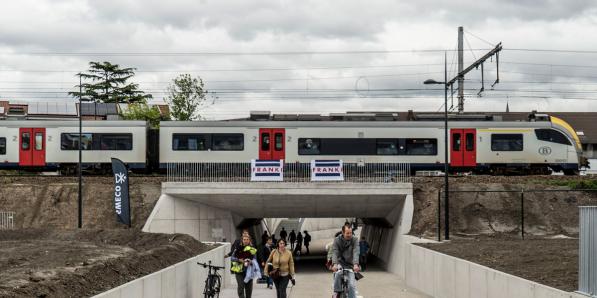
left=579, top=206, right=597, bottom=297
left=0, top=211, right=14, bottom=230
left=166, top=162, right=411, bottom=183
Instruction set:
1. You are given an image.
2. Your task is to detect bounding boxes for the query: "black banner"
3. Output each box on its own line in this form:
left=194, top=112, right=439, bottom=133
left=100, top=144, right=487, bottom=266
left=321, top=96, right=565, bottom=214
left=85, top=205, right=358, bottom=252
left=111, top=158, right=131, bottom=227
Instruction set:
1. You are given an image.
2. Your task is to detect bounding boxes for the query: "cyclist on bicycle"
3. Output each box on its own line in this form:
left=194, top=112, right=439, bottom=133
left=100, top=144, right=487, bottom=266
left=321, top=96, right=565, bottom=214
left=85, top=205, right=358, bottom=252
left=331, top=224, right=360, bottom=298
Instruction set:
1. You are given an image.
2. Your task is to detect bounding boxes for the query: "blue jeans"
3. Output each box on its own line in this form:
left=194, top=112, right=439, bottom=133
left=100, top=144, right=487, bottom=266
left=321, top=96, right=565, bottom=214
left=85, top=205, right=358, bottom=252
left=333, top=270, right=356, bottom=298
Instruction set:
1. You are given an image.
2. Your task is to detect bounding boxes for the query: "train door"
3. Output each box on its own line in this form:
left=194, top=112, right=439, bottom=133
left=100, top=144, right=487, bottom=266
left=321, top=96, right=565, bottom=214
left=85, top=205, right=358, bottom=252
left=258, top=128, right=285, bottom=160
left=19, top=128, right=46, bottom=166
left=450, top=129, right=476, bottom=167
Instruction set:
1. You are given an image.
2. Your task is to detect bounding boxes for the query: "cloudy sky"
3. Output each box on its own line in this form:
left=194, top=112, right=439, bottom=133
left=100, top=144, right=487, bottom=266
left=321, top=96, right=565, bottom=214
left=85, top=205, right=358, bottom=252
left=1, top=0, right=597, bottom=119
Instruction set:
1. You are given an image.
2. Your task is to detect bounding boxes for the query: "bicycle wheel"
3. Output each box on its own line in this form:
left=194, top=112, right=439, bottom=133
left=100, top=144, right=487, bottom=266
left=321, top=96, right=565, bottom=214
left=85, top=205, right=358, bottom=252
left=211, top=275, right=221, bottom=298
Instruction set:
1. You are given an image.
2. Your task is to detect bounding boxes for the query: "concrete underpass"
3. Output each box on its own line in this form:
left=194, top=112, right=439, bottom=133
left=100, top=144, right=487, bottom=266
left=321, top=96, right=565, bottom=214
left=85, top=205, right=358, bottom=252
left=142, top=182, right=429, bottom=297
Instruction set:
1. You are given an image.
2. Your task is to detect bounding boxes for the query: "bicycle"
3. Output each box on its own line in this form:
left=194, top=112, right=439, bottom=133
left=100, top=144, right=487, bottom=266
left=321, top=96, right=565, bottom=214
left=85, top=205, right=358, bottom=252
left=335, top=265, right=355, bottom=298
left=197, top=261, right=224, bottom=298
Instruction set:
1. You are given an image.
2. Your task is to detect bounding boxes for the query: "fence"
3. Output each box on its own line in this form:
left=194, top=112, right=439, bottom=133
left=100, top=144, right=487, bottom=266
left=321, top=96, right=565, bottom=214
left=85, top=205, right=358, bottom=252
left=435, top=188, right=597, bottom=241
left=0, top=211, right=14, bottom=229
left=579, top=206, right=597, bottom=297
left=166, top=162, right=411, bottom=183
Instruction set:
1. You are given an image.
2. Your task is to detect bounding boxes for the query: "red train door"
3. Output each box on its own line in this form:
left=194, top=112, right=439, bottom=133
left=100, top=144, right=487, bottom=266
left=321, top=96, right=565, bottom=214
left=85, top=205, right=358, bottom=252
left=450, top=129, right=476, bottom=167
left=259, top=128, right=285, bottom=160
left=19, top=128, right=46, bottom=166
left=462, top=129, right=476, bottom=167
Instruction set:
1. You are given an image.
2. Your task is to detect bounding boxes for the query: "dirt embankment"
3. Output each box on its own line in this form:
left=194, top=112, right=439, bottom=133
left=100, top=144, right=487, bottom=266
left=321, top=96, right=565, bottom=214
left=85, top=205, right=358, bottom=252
left=410, top=176, right=597, bottom=238
left=0, top=176, right=165, bottom=229
left=0, top=229, right=213, bottom=298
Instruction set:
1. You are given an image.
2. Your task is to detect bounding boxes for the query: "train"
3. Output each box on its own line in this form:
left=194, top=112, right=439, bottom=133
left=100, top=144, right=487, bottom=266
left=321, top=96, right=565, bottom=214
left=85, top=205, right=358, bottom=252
left=0, top=113, right=587, bottom=175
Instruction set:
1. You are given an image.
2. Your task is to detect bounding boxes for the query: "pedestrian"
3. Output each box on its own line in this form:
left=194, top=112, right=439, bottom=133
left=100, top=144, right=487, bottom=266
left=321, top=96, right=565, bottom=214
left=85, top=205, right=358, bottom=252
left=261, top=230, right=269, bottom=246
left=359, top=236, right=370, bottom=271
left=288, top=229, right=296, bottom=250
left=231, top=234, right=257, bottom=298
left=303, top=231, right=311, bottom=255
left=265, top=239, right=296, bottom=298
left=294, top=231, right=303, bottom=256
left=279, top=227, right=287, bottom=242
left=258, top=237, right=274, bottom=289
left=226, top=229, right=250, bottom=259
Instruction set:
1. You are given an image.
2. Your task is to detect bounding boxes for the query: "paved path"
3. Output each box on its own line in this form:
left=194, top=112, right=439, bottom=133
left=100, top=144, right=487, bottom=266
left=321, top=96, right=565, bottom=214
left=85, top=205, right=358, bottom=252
left=220, top=257, right=429, bottom=298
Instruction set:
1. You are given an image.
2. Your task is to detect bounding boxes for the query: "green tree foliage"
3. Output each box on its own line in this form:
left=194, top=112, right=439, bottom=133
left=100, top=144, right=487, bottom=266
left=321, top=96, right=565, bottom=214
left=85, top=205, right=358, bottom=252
left=69, top=61, right=152, bottom=103
left=120, top=103, right=168, bottom=128
left=166, top=74, right=208, bottom=121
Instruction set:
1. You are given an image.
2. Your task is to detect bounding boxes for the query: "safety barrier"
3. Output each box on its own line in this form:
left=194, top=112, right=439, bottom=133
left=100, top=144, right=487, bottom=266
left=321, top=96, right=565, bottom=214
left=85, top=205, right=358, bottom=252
left=166, top=162, right=411, bottom=183
left=0, top=211, right=14, bottom=229
left=579, top=206, right=597, bottom=297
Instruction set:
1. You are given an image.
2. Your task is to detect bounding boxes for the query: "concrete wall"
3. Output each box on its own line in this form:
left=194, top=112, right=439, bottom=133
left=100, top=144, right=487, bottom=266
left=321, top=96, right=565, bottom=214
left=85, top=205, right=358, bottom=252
left=93, top=243, right=231, bottom=298
left=360, top=190, right=416, bottom=275
left=404, top=243, right=585, bottom=298
left=143, top=194, right=237, bottom=243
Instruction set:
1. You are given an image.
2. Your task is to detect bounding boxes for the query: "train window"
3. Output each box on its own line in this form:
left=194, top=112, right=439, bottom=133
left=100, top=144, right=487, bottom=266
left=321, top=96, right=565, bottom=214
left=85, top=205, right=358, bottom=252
left=491, top=134, right=523, bottom=151
left=466, top=133, right=474, bottom=151
left=212, top=134, right=244, bottom=151
left=274, top=133, right=283, bottom=151
left=319, top=138, right=376, bottom=155
left=298, top=138, right=321, bottom=155
left=535, top=129, right=571, bottom=145
left=98, top=134, right=133, bottom=150
left=61, top=133, right=93, bottom=150
left=172, top=134, right=208, bottom=151
left=35, top=133, right=43, bottom=151
left=452, top=133, right=461, bottom=151
left=21, top=132, right=30, bottom=150
left=405, top=139, right=437, bottom=155
left=0, top=137, right=5, bottom=155
left=376, top=139, right=398, bottom=155
left=261, top=133, right=270, bottom=151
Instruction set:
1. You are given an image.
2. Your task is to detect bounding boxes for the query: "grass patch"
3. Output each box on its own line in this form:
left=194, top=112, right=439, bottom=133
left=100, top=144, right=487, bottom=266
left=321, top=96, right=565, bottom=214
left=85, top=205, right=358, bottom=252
left=536, top=179, right=597, bottom=190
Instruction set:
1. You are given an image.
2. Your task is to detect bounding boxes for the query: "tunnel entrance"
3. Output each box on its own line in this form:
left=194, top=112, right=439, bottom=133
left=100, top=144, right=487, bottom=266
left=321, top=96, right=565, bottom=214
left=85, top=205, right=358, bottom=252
left=142, top=181, right=414, bottom=275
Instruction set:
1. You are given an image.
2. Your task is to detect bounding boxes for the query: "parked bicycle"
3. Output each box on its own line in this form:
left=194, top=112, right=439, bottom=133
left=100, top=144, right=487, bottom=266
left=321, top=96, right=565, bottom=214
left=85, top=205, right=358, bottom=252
left=197, top=261, right=224, bottom=298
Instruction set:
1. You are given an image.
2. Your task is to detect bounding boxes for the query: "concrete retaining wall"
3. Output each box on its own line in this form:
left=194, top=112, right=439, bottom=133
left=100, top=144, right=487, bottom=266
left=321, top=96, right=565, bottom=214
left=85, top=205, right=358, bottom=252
left=142, top=194, right=237, bottom=243
left=404, top=243, right=585, bottom=298
left=93, top=243, right=231, bottom=298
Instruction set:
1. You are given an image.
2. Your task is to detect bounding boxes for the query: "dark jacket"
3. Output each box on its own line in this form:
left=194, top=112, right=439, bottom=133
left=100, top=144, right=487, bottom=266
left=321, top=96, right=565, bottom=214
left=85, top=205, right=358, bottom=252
left=332, top=235, right=360, bottom=268
left=304, top=233, right=311, bottom=245
left=258, top=243, right=272, bottom=264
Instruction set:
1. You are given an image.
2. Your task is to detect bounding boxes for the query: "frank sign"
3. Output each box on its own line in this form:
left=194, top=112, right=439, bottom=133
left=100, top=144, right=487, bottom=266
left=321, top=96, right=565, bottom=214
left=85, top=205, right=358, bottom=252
left=251, top=159, right=283, bottom=181
left=111, top=158, right=131, bottom=227
left=311, top=160, right=344, bottom=181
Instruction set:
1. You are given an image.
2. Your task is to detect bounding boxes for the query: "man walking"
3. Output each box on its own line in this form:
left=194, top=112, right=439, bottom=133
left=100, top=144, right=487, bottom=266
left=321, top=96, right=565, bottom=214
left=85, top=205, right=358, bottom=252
left=303, top=231, right=311, bottom=255
left=279, top=227, right=287, bottom=242
left=359, top=236, right=370, bottom=271
left=288, top=229, right=297, bottom=250
left=294, top=231, right=303, bottom=255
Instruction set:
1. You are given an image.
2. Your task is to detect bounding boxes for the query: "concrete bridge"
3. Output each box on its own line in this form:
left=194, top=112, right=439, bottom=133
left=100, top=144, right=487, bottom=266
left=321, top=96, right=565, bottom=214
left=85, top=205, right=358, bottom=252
left=142, top=181, right=415, bottom=275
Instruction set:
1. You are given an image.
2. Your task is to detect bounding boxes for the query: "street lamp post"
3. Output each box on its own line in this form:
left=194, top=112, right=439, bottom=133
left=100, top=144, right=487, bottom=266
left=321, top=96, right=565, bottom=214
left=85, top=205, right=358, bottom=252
left=78, top=74, right=83, bottom=229
left=423, top=51, right=450, bottom=241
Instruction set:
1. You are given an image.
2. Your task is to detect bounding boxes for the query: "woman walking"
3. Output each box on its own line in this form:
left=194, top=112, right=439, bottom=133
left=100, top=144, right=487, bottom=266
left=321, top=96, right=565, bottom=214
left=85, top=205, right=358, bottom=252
left=231, top=234, right=257, bottom=298
left=265, top=239, right=296, bottom=298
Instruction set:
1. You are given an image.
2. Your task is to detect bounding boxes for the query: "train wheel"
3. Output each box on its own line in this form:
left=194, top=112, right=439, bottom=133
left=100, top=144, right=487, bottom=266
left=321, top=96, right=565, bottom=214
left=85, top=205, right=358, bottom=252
left=563, top=169, right=579, bottom=176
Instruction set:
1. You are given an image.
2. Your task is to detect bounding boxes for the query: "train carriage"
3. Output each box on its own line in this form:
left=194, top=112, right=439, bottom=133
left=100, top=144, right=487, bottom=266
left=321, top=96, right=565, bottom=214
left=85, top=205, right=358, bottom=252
left=0, top=120, right=147, bottom=173
left=159, top=115, right=584, bottom=175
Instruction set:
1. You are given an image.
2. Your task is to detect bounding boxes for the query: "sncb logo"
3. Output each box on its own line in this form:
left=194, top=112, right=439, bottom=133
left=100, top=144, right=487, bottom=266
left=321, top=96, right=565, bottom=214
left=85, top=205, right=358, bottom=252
left=538, top=146, right=552, bottom=155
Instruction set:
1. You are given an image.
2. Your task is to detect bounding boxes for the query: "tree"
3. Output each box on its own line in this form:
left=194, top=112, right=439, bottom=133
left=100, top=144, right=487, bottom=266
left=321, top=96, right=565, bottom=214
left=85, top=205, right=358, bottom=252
left=120, top=103, right=167, bottom=128
left=165, top=74, right=208, bottom=121
left=69, top=61, right=152, bottom=103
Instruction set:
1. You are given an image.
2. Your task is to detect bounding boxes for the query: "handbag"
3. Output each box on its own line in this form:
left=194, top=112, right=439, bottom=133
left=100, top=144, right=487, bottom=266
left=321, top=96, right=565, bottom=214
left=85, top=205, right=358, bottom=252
left=269, top=250, right=282, bottom=280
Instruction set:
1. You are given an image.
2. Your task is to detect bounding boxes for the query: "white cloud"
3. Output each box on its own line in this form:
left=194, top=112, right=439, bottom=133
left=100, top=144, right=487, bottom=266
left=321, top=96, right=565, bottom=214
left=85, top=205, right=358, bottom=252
left=1, top=0, right=597, bottom=118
